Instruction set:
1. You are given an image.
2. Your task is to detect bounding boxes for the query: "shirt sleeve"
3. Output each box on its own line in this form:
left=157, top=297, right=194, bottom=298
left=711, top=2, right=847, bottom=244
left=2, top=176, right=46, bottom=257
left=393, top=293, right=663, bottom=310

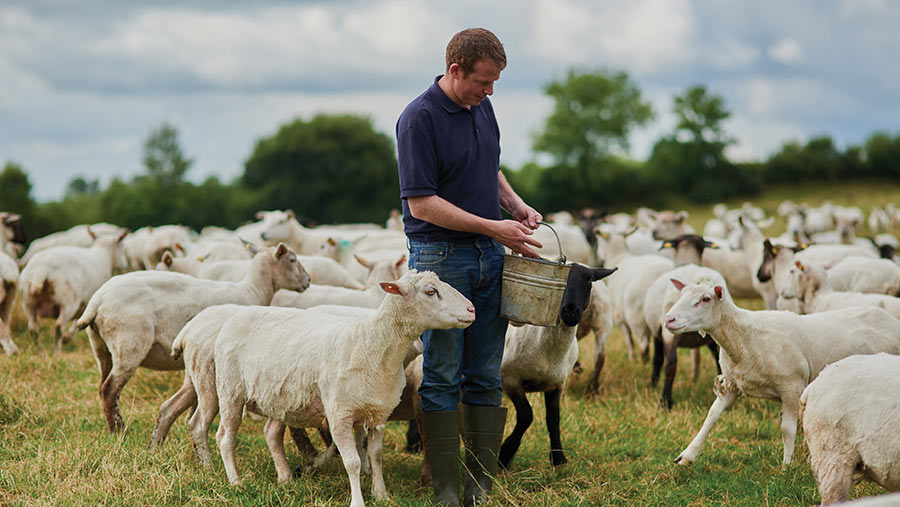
left=397, top=112, right=439, bottom=199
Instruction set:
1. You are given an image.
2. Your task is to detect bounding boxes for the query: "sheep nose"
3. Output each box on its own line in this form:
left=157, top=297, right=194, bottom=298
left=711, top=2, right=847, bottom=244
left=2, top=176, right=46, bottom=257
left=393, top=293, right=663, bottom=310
left=467, top=306, right=475, bottom=315
left=664, top=316, right=676, bottom=328
left=260, top=232, right=268, bottom=241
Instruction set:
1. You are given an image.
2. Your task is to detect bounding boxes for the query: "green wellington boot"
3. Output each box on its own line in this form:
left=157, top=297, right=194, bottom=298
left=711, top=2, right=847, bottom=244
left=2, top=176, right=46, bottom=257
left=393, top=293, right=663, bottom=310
left=423, top=410, right=462, bottom=507
left=461, top=404, right=508, bottom=507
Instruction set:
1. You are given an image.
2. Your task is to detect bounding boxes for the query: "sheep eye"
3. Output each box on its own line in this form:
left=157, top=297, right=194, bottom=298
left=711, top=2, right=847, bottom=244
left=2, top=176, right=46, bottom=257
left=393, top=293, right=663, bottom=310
left=425, top=288, right=437, bottom=296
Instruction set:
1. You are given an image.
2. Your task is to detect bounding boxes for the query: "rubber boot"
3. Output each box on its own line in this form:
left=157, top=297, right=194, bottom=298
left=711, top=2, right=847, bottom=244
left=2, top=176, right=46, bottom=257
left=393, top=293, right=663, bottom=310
left=461, top=404, right=507, bottom=507
left=423, top=410, right=461, bottom=507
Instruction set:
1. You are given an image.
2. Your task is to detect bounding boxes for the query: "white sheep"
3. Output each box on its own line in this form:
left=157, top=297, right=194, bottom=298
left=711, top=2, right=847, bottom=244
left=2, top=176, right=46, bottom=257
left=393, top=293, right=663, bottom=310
left=499, top=264, right=616, bottom=469
left=780, top=260, right=900, bottom=318
left=157, top=249, right=364, bottom=290
left=801, top=353, right=900, bottom=505
left=271, top=254, right=406, bottom=310
left=579, top=279, right=614, bottom=395
left=18, top=230, right=127, bottom=349
left=663, top=281, right=900, bottom=466
left=197, top=270, right=474, bottom=507
left=75, top=243, right=310, bottom=432
left=18, top=223, right=126, bottom=267
left=0, top=212, right=26, bottom=259
left=0, top=252, right=20, bottom=355
left=824, top=255, right=900, bottom=295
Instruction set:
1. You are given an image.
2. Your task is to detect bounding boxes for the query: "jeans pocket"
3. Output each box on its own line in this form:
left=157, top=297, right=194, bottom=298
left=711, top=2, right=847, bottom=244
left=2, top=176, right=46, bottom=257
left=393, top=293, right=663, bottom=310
left=411, top=246, right=448, bottom=267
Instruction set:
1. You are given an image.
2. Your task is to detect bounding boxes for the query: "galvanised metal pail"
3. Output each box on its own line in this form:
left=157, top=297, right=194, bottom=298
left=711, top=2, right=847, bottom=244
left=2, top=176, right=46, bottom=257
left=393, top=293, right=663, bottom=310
left=500, top=222, right=570, bottom=327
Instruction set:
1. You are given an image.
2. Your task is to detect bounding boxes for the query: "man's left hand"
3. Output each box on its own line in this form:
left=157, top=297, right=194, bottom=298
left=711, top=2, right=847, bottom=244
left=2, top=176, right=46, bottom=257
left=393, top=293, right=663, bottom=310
left=513, top=205, right=542, bottom=230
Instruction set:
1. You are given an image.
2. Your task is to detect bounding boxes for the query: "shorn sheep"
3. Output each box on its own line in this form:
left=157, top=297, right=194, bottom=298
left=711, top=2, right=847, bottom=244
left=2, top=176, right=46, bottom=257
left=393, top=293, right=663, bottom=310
left=0, top=252, right=20, bottom=355
left=662, top=281, right=900, bottom=466
left=193, top=270, right=474, bottom=507
left=75, top=243, right=309, bottom=432
left=801, top=353, right=900, bottom=505
left=498, top=264, right=617, bottom=468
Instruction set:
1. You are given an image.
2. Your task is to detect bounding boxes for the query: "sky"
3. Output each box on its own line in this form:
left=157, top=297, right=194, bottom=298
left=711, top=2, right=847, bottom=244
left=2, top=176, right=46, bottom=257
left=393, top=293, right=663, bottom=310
left=2, top=0, right=900, bottom=202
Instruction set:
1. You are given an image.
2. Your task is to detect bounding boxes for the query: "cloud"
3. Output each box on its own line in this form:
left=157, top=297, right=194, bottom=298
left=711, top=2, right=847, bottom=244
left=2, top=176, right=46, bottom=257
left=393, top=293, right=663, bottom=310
left=768, top=38, right=806, bottom=65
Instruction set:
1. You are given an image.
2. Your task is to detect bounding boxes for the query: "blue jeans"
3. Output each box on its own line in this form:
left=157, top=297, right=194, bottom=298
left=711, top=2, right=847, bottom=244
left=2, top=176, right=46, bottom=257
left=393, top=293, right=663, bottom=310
left=408, top=237, right=509, bottom=412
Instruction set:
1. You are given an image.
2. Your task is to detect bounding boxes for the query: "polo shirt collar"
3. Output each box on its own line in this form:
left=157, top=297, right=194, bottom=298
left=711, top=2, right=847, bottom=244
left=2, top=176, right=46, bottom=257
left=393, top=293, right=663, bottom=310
left=431, top=75, right=467, bottom=114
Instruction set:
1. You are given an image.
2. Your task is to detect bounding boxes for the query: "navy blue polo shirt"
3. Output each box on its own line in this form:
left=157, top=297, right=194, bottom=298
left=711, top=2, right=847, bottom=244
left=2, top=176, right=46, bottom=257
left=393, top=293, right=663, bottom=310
left=396, top=75, right=502, bottom=242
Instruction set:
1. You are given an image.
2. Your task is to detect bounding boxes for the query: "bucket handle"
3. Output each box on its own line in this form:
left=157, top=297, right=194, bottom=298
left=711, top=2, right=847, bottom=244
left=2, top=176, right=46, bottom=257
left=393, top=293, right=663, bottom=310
left=536, top=221, right=566, bottom=264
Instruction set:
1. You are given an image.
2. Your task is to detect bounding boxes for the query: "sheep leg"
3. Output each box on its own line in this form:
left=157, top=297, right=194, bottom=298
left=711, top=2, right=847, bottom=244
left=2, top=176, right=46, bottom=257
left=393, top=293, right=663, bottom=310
left=586, top=334, right=606, bottom=395
left=619, top=322, right=635, bottom=361
left=367, top=425, right=388, bottom=500
left=99, top=364, right=139, bottom=433
left=330, top=417, right=365, bottom=507
left=86, top=328, right=112, bottom=386
left=149, top=374, right=197, bottom=449
left=674, top=381, right=739, bottom=465
left=288, top=426, right=318, bottom=457
left=355, top=427, right=370, bottom=476
left=660, top=333, right=678, bottom=410
left=544, top=387, right=567, bottom=467
left=808, top=438, right=857, bottom=504
left=707, top=341, right=721, bottom=374
left=217, top=399, right=245, bottom=484
left=264, top=419, right=293, bottom=482
left=650, top=337, right=664, bottom=387
left=498, top=384, right=533, bottom=469
left=54, top=305, right=79, bottom=351
left=0, top=320, right=19, bottom=355
left=690, top=348, right=701, bottom=382
left=405, top=419, right=422, bottom=453
left=189, top=382, right=221, bottom=467
left=24, top=297, right=40, bottom=341
left=780, top=397, right=800, bottom=465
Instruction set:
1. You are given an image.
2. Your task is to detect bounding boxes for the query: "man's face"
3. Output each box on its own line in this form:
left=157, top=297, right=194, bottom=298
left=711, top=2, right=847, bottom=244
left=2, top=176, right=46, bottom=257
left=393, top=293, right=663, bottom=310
left=449, top=59, right=501, bottom=107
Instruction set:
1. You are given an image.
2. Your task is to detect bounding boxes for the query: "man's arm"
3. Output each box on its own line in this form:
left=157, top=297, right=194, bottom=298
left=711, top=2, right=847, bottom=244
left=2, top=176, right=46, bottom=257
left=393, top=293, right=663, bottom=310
left=498, top=171, right=542, bottom=229
left=406, top=194, right=543, bottom=257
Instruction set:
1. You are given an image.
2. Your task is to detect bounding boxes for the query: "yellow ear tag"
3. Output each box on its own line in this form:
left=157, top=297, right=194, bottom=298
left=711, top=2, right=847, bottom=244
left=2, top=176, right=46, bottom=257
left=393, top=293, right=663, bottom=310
left=244, top=244, right=250, bottom=251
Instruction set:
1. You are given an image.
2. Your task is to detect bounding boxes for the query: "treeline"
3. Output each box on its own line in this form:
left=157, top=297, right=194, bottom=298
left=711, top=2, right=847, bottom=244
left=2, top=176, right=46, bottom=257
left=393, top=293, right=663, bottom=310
left=3, top=69, right=900, bottom=240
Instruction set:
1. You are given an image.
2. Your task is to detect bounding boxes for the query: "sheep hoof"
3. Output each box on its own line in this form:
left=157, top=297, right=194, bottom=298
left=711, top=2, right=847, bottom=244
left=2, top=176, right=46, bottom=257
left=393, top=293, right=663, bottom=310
left=674, top=454, right=692, bottom=466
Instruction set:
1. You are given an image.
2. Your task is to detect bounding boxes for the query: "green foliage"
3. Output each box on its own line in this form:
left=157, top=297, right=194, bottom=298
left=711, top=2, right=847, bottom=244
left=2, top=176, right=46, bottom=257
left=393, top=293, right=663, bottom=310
left=243, top=114, right=398, bottom=224
left=534, top=69, right=653, bottom=169
left=142, top=122, right=193, bottom=188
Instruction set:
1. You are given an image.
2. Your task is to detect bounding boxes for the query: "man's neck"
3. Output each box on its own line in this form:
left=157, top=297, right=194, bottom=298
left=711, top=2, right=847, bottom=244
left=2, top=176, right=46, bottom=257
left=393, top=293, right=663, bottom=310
left=437, top=74, right=470, bottom=110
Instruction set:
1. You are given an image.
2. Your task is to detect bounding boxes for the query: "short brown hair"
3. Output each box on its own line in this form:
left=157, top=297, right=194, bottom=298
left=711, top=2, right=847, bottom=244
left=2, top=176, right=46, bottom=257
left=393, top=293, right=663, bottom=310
left=445, top=28, right=507, bottom=75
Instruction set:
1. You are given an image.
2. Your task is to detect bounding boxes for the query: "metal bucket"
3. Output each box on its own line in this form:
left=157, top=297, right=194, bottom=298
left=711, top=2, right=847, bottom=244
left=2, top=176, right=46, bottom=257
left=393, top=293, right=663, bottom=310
left=500, top=222, right=570, bottom=327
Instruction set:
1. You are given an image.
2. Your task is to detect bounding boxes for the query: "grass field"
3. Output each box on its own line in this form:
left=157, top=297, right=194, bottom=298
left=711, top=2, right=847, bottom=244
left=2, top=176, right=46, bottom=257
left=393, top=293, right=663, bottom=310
left=1, top=182, right=898, bottom=506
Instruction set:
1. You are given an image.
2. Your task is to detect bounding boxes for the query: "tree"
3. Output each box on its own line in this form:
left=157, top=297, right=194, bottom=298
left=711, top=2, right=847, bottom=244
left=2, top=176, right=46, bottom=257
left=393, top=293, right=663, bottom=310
left=243, top=114, right=398, bottom=224
left=647, top=85, right=756, bottom=202
left=533, top=69, right=654, bottom=169
left=142, top=122, right=193, bottom=188
left=65, top=176, right=100, bottom=198
left=0, top=162, right=34, bottom=213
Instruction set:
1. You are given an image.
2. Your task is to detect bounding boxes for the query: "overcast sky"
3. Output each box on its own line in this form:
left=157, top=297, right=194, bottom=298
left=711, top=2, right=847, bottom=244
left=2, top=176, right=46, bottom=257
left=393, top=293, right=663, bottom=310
left=3, top=0, right=899, bottom=202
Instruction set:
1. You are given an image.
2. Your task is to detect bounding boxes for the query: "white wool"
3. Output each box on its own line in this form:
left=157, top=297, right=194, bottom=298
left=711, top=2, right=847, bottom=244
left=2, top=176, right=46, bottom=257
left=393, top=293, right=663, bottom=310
left=19, top=223, right=126, bottom=267
left=202, top=270, right=473, bottom=507
left=0, top=252, right=19, bottom=355
left=75, top=243, right=309, bottom=432
left=664, top=282, right=900, bottom=466
left=801, top=353, right=900, bottom=504
left=531, top=222, right=593, bottom=265
left=271, top=254, right=405, bottom=309
left=825, top=256, right=900, bottom=295
left=782, top=261, right=900, bottom=319
left=18, top=233, right=126, bottom=347
left=579, top=280, right=614, bottom=394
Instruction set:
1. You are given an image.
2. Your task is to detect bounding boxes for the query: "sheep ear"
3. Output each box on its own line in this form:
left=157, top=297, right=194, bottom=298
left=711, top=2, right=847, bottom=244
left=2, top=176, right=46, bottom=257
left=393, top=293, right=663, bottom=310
left=117, top=231, right=128, bottom=243
left=274, top=243, right=289, bottom=259
left=705, top=241, right=720, bottom=249
left=355, top=255, right=373, bottom=269
left=87, top=225, right=96, bottom=240
left=197, top=253, right=211, bottom=262
left=592, top=267, right=617, bottom=281
left=174, top=242, right=184, bottom=253
left=240, top=237, right=259, bottom=255
left=379, top=281, right=408, bottom=296
left=163, top=251, right=173, bottom=266
left=286, top=209, right=296, bottom=220
left=327, top=237, right=336, bottom=246
left=255, top=210, right=266, bottom=220
left=714, top=286, right=725, bottom=300
left=670, top=279, right=686, bottom=291
left=677, top=211, right=688, bottom=223
left=659, top=241, right=673, bottom=250
left=795, top=260, right=805, bottom=271
left=759, top=217, right=775, bottom=229
left=394, top=255, right=407, bottom=270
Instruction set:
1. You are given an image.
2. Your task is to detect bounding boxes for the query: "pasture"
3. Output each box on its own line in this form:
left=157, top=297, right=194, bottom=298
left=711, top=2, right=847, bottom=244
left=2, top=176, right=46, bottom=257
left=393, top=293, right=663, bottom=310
left=1, top=181, right=898, bottom=506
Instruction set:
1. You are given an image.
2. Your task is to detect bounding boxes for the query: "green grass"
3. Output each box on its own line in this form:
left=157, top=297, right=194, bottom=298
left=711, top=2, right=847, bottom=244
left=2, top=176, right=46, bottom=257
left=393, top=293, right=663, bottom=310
left=1, top=182, right=897, bottom=506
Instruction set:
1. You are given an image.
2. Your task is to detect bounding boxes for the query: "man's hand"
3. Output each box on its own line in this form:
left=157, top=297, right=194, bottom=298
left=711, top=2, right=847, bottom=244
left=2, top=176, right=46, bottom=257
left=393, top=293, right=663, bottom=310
left=491, top=219, right=543, bottom=258
left=512, top=204, right=542, bottom=230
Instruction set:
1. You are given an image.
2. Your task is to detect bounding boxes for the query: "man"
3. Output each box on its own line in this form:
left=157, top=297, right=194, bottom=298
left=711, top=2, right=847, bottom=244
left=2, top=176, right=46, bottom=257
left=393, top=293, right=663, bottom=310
left=396, top=28, right=543, bottom=507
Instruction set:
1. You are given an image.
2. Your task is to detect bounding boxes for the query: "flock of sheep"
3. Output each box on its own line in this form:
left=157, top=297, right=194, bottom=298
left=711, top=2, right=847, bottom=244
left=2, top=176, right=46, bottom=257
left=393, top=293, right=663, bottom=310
left=1, top=200, right=900, bottom=506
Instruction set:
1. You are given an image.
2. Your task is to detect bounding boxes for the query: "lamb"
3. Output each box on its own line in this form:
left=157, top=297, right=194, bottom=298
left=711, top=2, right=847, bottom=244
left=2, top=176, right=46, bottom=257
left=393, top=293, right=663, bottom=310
left=498, top=264, right=617, bottom=468
left=643, top=235, right=725, bottom=408
left=780, top=260, right=900, bottom=318
left=800, top=353, right=900, bottom=505
left=157, top=249, right=364, bottom=290
left=663, top=281, right=900, bottom=466
left=0, top=252, right=20, bottom=355
left=75, top=243, right=310, bottom=432
left=271, top=254, right=406, bottom=309
left=196, top=270, right=474, bottom=507
left=18, top=230, right=128, bottom=349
